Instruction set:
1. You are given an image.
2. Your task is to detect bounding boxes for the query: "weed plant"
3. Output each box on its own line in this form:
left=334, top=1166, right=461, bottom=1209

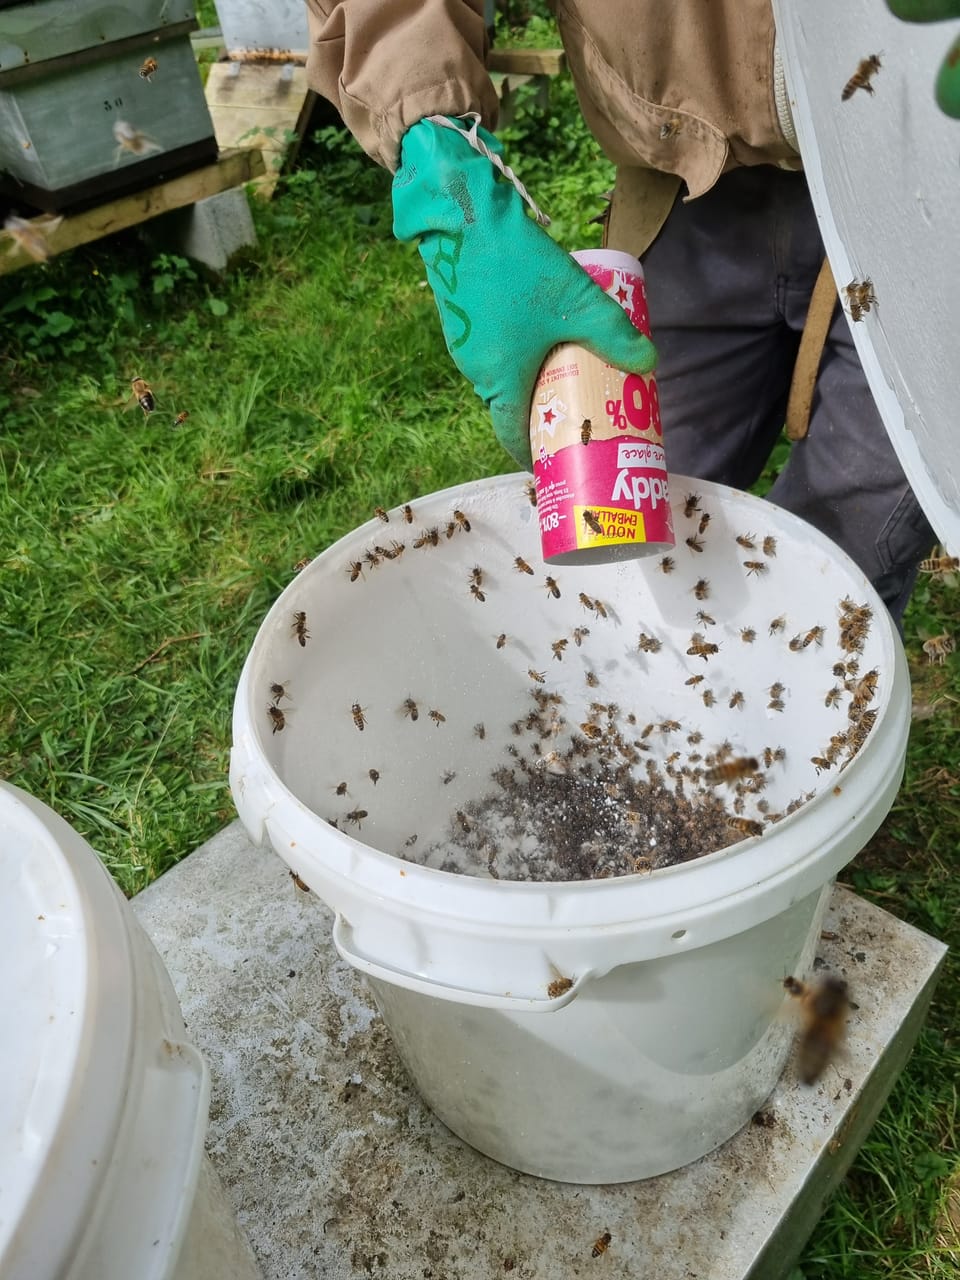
left=0, top=30, right=957, bottom=1279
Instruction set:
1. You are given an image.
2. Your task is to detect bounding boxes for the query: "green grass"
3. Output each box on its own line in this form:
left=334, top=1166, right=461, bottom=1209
left=1, top=46, right=959, bottom=1279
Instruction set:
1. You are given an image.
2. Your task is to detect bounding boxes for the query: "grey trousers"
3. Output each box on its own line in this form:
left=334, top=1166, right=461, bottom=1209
left=638, top=166, right=933, bottom=621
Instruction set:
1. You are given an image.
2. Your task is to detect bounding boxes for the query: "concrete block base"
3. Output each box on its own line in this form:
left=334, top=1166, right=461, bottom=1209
left=163, top=186, right=256, bottom=273
left=133, top=823, right=945, bottom=1280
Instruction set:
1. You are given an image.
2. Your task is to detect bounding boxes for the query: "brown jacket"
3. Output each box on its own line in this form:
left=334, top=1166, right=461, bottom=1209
left=306, top=0, right=799, bottom=246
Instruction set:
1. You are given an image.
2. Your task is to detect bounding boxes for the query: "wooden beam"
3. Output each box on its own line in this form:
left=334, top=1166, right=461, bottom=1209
left=487, top=48, right=566, bottom=77
left=0, top=149, right=265, bottom=275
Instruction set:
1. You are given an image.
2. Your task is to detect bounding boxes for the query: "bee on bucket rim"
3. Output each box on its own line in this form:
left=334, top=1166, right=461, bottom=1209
left=269, top=681, right=289, bottom=704
left=660, top=555, right=675, bottom=574
left=573, top=626, right=590, bottom=646
left=514, top=556, right=534, bottom=575
left=528, top=668, right=546, bottom=683
left=845, top=278, right=878, bottom=323
left=842, top=53, right=882, bottom=102
left=686, top=534, right=705, bottom=554
left=345, top=808, right=368, bottom=828
left=292, top=611, right=309, bottom=646
left=744, top=560, right=767, bottom=576
left=545, top=576, right=561, bottom=599
left=373, top=506, right=389, bottom=522
left=551, top=638, right=568, bottom=661
left=704, top=756, right=758, bottom=785
left=727, top=816, right=764, bottom=838
left=428, top=709, right=446, bottom=726
left=346, top=560, right=364, bottom=582
left=351, top=702, right=367, bottom=731
left=692, top=577, right=710, bottom=601
left=453, top=508, right=471, bottom=532
left=469, top=583, right=486, bottom=603
left=267, top=704, right=285, bottom=734
left=401, top=697, right=419, bottom=721
left=736, top=533, right=757, bottom=550
left=402, top=503, right=414, bottom=523
left=687, top=631, right=718, bottom=661
left=683, top=493, right=701, bottom=518
left=496, top=633, right=507, bottom=649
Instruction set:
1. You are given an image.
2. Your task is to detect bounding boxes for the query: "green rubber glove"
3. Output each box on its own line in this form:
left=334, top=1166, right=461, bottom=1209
left=392, top=117, right=657, bottom=469
left=885, top=0, right=960, bottom=116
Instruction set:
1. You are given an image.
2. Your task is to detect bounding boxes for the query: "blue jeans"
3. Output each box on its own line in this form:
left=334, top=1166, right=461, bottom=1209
left=637, top=166, right=933, bottom=621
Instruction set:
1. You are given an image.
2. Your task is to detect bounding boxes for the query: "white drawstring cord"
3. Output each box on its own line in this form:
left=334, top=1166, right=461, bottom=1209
left=424, top=112, right=551, bottom=227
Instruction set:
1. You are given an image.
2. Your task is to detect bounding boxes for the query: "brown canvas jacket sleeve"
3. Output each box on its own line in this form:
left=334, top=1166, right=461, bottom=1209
left=305, top=0, right=501, bottom=170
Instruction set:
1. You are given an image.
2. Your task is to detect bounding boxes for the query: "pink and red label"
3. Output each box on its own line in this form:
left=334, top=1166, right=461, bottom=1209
left=530, top=251, right=675, bottom=564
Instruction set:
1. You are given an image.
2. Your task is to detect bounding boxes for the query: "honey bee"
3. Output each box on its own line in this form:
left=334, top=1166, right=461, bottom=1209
left=659, top=118, right=681, bottom=140
left=922, top=633, right=956, bottom=665
left=769, top=615, right=786, bottom=634
left=705, top=756, right=758, bottom=785
left=528, top=669, right=546, bottom=683
left=351, top=702, right=367, bottom=731
left=548, top=976, right=574, bottom=998
left=551, top=638, right=568, bottom=661
left=698, top=512, right=711, bottom=535
left=401, top=697, right=419, bottom=721
left=453, top=508, right=471, bottom=532
left=768, top=698, right=785, bottom=713
left=788, top=633, right=804, bottom=652
left=583, top=509, right=604, bottom=535
left=402, top=504, right=414, bottom=523
left=842, top=54, right=882, bottom=101
left=592, top=1232, right=612, bottom=1258
left=579, top=592, right=594, bottom=611
left=292, top=611, right=310, bottom=646
left=470, top=583, right=486, bottom=603
left=844, top=278, right=878, bottom=322
left=585, top=671, right=599, bottom=687
left=702, top=688, right=716, bottom=707
left=811, top=755, right=834, bottom=774
left=636, top=632, right=662, bottom=653
left=442, top=770, right=457, bottom=785
left=514, top=556, right=534, bottom=575
left=580, top=722, right=603, bottom=740
left=783, top=975, right=850, bottom=1084
left=824, top=685, right=843, bottom=708
left=687, top=632, right=718, bottom=661
left=727, top=817, right=764, bottom=838
left=131, top=377, right=156, bottom=414
left=368, top=769, right=380, bottom=785
left=762, top=536, right=778, bottom=558
left=474, top=722, right=486, bottom=739
left=374, top=506, right=389, bottom=523
left=740, top=627, right=756, bottom=644
left=496, top=633, right=507, bottom=649
left=413, top=527, right=440, bottom=549
left=388, top=539, right=406, bottom=558
left=769, top=682, right=785, bottom=699
left=573, top=626, right=590, bottom=646
left=919, top=554, right=960, bottom=578
left=683, top=493, right=701, bottom=517
left=692, top=578, right=710, bottom=600
left=444, top=521, right=458, bottom=539
left=345, top=808, right=368, bottom=828
left=269, top=681, right=289, bottom=703
left=592, top=598, right=608, bottom=619
left=335, top=781, right=348, bottom=795
left=2, top=213, right=63, bottom=264
left=524, top=479, right=538, bottom=506
left=139, top=55, right=158, bottom=81
left=580, top=418, right=593, bottom=446
left=744, top=560, right=767, bottom=576
left=685, top=674, right=704, bottom=686
left=172, top=410, right=189, bottom=427
left=696, top=610, right=716, bottom=626
left=729, top=691, right=745, bottom=710
left=660, top=556, right=675, bottom=574
left=685, top=534, right=704, bottom=553
left=736, top=533, right=757, bottom=550
left=803, top=626, right=825, bottom=648
left=428, top=709, right=446, bottom=726
left=113, top=119, right=162, bottom=157
left=545, top=576, right=561, bottom=599
left=851, top=669, right=878, bottom=707
left=267, top=704, right=285, bottom=733
left=660, top=719, right=681, bottom=733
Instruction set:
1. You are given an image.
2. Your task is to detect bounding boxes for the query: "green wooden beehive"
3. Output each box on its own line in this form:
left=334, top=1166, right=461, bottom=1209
left=0, top=0, right=217, bottom=210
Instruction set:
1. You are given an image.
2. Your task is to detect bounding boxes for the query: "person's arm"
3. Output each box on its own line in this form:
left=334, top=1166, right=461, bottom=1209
left=305, top=0, right=501, bottom=169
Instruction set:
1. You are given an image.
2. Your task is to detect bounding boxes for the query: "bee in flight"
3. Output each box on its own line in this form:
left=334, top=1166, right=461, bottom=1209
left=580, top=418, right=593, bottom=446
left=783, top=975, right=850, bottom=1084
left=919, top=554, right=959, bottom=579
left=113, top=119, right=162, bottom=159
left=842, top=53, right=882, bottom=101
left=351, top=702, right=367, bottom=731
left=267, top=704, right=285, bottom=734
left=704, top=756, right=758, bottom=785
left=139, top=56, right=158, bottom=81
left=582, top=509, right=603, bottom=535
left=172, top=411, right=189, bottom=428
left=922, top=633, right=955, bottom=665
left=3, top=213, right=63, bottom=264
left=292, top=611, right=309, bottom=646
left=131, top=377, right=156, bottom=414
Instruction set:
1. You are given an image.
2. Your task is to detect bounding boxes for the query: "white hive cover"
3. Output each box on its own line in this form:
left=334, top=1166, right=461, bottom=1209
left=774, top=0, right=960, bottom=556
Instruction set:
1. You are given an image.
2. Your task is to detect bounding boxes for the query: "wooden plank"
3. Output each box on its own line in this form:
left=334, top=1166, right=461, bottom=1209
left=487, top=47, right=566, bottom=76
left=204, top=62, right=314, bottom=199
left=0, top=149, right=264, bottom=275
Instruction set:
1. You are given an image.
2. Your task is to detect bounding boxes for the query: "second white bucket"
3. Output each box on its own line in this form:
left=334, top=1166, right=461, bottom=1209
left=230, top=475, right=909, bottom=1183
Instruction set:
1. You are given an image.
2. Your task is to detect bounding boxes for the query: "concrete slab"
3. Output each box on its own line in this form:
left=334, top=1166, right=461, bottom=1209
left=133, top=822, right=945, bottom=1280
left=161, top=186, right=257, bottom=274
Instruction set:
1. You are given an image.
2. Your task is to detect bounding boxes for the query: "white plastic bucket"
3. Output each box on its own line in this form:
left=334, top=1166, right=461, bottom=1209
left=0, top=783, right=261, bottom=1280
left=230, top=474, right=909, bottom=1183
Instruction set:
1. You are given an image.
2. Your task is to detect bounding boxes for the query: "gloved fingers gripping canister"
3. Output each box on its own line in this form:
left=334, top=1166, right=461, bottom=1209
left=884, top=0, right=960, bottom=116
left=391, top=117, right=657, bottom=468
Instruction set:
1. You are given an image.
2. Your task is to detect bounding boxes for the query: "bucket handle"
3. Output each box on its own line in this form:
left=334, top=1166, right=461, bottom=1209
left=333, top=915, right=590, bottom=1012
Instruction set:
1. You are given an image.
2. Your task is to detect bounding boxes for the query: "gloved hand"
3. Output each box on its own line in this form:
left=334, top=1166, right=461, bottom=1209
left=392, top=118, right=657, bottom=469
left=885, top=0, right=960, bottom=116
